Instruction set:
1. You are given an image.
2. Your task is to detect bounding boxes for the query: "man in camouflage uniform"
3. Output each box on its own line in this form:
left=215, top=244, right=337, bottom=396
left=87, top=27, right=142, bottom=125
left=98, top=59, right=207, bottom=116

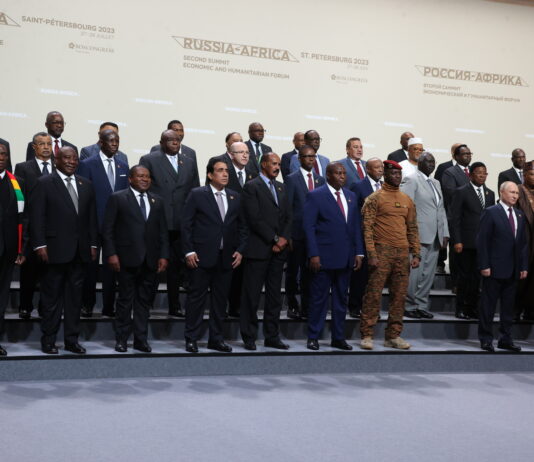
left=360, top=160, right=421, bottom=350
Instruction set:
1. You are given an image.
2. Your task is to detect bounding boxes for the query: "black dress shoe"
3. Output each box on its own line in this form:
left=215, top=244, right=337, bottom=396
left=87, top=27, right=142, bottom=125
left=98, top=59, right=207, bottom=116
left=307, top=339, right=319, bottom=351
left=168, top=309, right=185, bottom=318
left=243, top=341, right=256, bottom=351
left=185, top=340, right=198, bottom=353
left=436, top=265, right=446, bottom=274
left=80, top=307, right=93, bottom=318
left=115, top=341, right=127, bottom=353
left=497, top=341, right=521, bottom=352
left=287, top=307, right=300, bottom=319
left=65, top=343, right=86, bottom=354
left=455, top=311, right=470, bottom=320
left=349, top=310, right=361, bottom=319
left=101, top=309, right=115, bottom=318
left=404, top=310, right=421, bottom=319
left=0, top=345, right=7, bottom=356
left=331, top=339, right=353, bottom=350
left=227, top=310, right=240, bottom=318
left=416, top=309, right=434, bottom=319
left=19, top=308, right=32, bottom=320
left=480, top=342, right=495, bottom=353
left=42, top=344, right=58, bottom=354
left=207, top=341, right=232, bottom=353
left=264, top=338, right=289, bottom=350
left=133, top=341, right=152, bottom=353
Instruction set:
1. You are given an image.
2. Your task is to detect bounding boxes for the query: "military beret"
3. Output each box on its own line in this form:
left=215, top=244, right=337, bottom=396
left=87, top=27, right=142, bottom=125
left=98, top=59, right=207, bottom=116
left=383, top=160, right=402, bottom=170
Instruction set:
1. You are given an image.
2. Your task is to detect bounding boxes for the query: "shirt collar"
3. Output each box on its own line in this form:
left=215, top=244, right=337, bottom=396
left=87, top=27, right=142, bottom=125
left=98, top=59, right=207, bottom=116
left=130, top=186, right=146, bottom=197
left=300, top=167, right=313, bottom=177
left=56, top=169, right=73, bottom=181
left=327, top=182, right=343, bottom=196
left=0, top=170, right=5, bottom=179
left=99, top=151, right=114, bottom=162
left=209, top=184, right=226, bottom=196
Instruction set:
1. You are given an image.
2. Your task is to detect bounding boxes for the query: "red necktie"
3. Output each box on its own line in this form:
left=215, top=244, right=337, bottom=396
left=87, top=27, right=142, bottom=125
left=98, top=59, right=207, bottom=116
left=464, top=167, right=469, bottom=177
left=335, top=191, right=346, bottom=220
left=313, top=160, right=320, bottom=175
left=54, top=139, right=60, bottom=155
left=355, top=161, right=364, bottom=179
left=508, top=207, right=515, bottom=236
left=307, top=173, right=314, bottom=191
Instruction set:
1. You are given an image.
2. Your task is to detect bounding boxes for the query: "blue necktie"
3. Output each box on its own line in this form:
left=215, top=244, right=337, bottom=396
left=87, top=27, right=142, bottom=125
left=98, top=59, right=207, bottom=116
left=269, top=180, right=278, bottom=205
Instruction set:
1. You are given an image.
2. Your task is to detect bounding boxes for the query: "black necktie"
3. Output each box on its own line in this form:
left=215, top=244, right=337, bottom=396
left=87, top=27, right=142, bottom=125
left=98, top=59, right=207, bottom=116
left=477, top=187, right=484, bottom=209
left=139, top=193, right=147, bottom=221
left=42, top=162, right=50, bottom=175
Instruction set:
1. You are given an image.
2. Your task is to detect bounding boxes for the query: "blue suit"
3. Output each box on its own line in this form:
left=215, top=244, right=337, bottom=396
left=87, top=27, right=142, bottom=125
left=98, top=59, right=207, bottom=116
left=303, top=185, right=364, bottom=340
left=284, top=170, right=325, bottom=315
left=77, top=155, right=130, bottom=229
left=350, top=176, right=376, bottom=209
left=77, top=154, right=130, bottom=315
left=289, top=153, right=330, bottom=177
left=476, top=204, right=528, bottom=344
left=80, top=143, right=129, bottom=165
left=337, top=157, right=367, bottom=189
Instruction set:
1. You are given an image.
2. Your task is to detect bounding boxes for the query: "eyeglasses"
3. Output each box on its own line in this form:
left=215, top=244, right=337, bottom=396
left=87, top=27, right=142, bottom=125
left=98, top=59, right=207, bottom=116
left=231, top=150, right=249, bottom=155
left=300, top=155, right=317, bottom=159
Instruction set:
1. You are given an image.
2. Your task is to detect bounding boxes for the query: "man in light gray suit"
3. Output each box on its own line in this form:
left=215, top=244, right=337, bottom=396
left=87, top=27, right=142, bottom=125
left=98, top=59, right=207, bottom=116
left=400, top=152, right=449, bottom=319
left=337, top=137, right=367, bottom=188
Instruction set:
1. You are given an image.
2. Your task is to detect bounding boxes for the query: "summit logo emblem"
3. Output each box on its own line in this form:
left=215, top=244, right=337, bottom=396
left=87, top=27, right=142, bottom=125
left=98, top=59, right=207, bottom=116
left=0, top=12, right=20, bottom=27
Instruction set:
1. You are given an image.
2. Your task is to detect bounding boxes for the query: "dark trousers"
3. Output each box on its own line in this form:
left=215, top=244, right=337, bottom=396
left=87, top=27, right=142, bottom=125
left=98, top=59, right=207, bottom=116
left=19, top=252, right=45, bottom=312
left=82, top=244, right=117, bottom=312
left=40, top=260, right=85, bottom=346
left=448, top=241, right=458, bottom=286
left=166, top=230, right=186, bottom=312
left=478, top=276, right=517, bottom=344
left=114, top=262, right=158, bottom=343
left=308, top=268, right=350, bottom=341
left=285, top=239, right=310, bottom=313
left=455, top=249, right=480, bottom=314
left=185, top=253, right=232, bottom=342
left=0, top=254, right=15, bottom=334
left=240, top=254, right=285, bottom=343
left=228, top=263, right=243, bottom=315
left=348, top=258, right=369, bottom=314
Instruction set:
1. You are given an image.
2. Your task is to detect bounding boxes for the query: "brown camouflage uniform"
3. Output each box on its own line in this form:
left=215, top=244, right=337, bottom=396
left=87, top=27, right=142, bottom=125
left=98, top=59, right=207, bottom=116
left=360, top=183, right=420, bottom=339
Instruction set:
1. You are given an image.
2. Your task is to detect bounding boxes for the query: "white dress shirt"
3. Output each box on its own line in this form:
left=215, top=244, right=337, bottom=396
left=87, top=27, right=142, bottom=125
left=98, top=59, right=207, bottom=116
left=131, top=187, right=151, bottom=216
left=57, top=169, right=78, bottom=196
left=300, top=167, right=315, bottom=191
left=100, top=151, right=116, bottom=179
left=327, top=183, right=348, bottom=222
left=35, top=158, right=52, bottom=173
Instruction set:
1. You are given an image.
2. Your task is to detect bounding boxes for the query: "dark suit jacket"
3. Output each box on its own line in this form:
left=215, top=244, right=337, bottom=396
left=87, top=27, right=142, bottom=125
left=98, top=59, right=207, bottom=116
left=497, top=167, right=522, bottom=190
left=387, top=148, right=407, bottom=163
left=0, top=138, right=12, bottom=172
left=450, top=183, right=495, bottom=248
left=209, top=153, right=257, bottom=193
left=181, top=186, right=247, bottom=269
left=0, top=173, right=25, bottom=259
left=245, top=140, right=272, bottom=175
left=77, top=155, right=130, bottom=229
left=26, top=139, right=77, bottom=160
left=29, top=172, right=98, bottom=264
left=150, top=144, right=198, bottom=173
left=281, top=149, right=297, bottom=180
left=303, top=185, right=364, bottom=270
left=14, top=159, right=55, bottom=195
left=477, top=204, right=528, bottom=279
left=441, top=164, right=470, bottom=209
left=139, top=151, right=200, bottom=231
left=80, top=143, right=129, bottom=165
left=241, top=176, right=291, bottom=260
left=285, top=170, right=325, bottom=240
left=434, top=160, right=453, bottom=184
left=350, top=176, right=375, bottom=209
left=101, top=188, right=169, bottom=270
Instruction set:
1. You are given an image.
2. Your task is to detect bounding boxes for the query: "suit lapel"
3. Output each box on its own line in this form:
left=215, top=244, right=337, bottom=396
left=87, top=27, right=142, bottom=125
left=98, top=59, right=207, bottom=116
left=496, top=205, right=515, bottom=238
left=128, top=188, right=146, bottom=223
left=204, top=186, right=224, bottom=222
left=225, top=189, right=238, bottom=223
left=52, top=172, right=77, bottom=214
left=259, top=178, right=278, bottom=207
left=159, top=152, right=179, bottom=182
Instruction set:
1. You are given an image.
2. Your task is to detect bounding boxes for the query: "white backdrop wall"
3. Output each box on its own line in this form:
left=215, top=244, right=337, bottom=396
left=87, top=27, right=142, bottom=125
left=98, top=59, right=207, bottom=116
left=1, top=0, right=534, bottom=187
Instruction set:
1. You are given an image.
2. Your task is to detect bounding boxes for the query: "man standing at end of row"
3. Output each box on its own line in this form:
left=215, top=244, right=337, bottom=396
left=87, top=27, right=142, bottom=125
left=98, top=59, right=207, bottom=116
left=360, top=160, right=420, bottom=350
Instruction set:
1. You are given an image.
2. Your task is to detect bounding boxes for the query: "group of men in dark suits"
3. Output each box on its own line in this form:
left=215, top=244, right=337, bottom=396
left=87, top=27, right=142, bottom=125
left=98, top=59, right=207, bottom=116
left=1, top=116, right=532, bottom=356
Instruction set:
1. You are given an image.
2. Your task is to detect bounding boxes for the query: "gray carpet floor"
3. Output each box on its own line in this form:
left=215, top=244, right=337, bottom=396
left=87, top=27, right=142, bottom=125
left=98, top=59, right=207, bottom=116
left=2, top=372, right=534, bottom=462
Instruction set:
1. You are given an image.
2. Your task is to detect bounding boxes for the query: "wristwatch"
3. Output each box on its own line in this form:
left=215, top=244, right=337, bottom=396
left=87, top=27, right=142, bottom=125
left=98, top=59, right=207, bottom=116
left=273, top=235, right=279, bottom=243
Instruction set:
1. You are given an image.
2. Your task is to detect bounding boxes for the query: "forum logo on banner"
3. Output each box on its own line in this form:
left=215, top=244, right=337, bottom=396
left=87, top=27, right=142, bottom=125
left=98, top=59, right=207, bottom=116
left=0, top=12, right=20, bottom=27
